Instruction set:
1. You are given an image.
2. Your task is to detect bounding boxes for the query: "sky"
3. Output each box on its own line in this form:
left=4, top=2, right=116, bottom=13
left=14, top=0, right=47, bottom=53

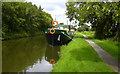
left=26, top=0, right=69, bottom=24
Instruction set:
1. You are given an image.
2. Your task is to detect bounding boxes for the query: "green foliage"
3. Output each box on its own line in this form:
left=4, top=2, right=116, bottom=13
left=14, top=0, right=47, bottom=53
left=77, top=27, right=85, bottom=32
left=70, top=25, right=76, bottom=31
left=2, top=2, right=53, bottom=39
left=66, top=2, right=119, bottom=40
left=77, top=24, right=89, bottom=32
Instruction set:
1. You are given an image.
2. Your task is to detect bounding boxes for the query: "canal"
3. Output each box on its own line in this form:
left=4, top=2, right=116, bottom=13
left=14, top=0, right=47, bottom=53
left=2, top=35, right=60, bottom=72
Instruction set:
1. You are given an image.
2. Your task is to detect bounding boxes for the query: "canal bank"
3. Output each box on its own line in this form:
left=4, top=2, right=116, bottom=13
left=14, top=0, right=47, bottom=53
left=52, top=37, right=116, bottom=72
left=2, top=31, right=44, bottom=41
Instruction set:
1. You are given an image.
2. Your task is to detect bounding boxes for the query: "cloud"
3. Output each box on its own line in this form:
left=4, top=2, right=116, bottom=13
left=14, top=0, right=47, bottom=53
left=45, top=7, right=55, bottom=11
left=26, top=0, right=68, bottom=24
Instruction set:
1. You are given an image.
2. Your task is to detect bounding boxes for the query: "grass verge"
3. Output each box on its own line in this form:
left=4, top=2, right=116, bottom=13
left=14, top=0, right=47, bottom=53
left=80, top=31, right=119, bottom=60
left=2, top=31, right=44, bottom=41
left=81, top=31, right=95, bottom=39
left=52, top=38, right=114, bottom=72
left=93, top=39, right=120, bottom=60
left=74, top=31, right=84, bottom=38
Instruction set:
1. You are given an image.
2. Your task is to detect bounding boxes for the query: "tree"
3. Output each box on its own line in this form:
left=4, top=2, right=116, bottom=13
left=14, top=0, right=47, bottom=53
left=77, top=23, right=89, bottom=32
left=2, top=2, right=53, bottom=39
left=66, top=2, right=120, bottom=40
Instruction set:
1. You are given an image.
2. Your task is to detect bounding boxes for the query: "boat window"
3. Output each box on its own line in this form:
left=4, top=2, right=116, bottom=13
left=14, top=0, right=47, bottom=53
left=60, top=27, right=64, bottom=29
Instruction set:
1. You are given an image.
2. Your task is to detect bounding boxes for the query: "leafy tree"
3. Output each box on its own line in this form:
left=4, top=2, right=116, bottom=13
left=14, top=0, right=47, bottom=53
left=66, top=2, right=120, bottom=41
left=77, top=24, right=89, bottom=32
left=2, top=2, right=53, bottom=39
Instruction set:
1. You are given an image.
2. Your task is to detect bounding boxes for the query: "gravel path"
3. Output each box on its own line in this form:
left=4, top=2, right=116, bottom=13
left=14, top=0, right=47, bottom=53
left=82, top=34, right=120, bottom=73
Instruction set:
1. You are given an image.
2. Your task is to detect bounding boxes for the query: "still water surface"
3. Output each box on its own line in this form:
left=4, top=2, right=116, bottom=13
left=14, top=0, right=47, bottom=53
left=2, top=35, right=60, bottom=72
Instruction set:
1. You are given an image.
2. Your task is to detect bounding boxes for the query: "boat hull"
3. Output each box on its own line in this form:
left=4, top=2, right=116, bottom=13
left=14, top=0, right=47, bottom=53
left=45, top=33, right=72, bottom=46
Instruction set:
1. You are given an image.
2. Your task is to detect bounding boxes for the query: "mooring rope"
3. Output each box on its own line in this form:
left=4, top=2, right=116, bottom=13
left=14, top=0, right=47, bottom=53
left=61, top=32, right=79, bottom=44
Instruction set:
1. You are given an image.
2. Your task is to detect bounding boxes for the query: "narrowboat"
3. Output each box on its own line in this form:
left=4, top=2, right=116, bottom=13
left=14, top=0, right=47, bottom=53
left=45, top=21, right=73, bottom=45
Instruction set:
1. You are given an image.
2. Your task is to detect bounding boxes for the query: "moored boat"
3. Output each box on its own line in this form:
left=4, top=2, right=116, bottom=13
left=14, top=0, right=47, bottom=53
left=45, top=21, right=73, bottom=45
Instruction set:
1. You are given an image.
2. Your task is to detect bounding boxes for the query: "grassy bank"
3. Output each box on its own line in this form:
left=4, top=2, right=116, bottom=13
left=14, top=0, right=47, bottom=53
left=81, top=31, right=95, bottom=39
left=52, top=38, right=114, bottom=72
left=80, top=31, right=119, bottom=60
left=74, top=31, right=84, bottom=38
left=93, top=39, right=120, bottom=60
left=2, top=31, right=44, bottom=41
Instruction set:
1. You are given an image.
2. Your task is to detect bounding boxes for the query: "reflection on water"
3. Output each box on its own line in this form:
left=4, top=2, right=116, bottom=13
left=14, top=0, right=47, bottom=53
left=26, top=57, right=52, bottom=72
left=2, top=35, right=60, bottom=72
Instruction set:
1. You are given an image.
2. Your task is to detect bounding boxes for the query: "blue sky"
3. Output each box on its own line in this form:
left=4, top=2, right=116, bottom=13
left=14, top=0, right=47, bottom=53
left=26, top=0, right=69, bottom=24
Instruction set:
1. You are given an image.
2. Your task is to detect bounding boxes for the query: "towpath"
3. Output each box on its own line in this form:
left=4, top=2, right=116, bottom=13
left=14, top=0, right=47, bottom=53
left=81, top=34, right=120, bottom=73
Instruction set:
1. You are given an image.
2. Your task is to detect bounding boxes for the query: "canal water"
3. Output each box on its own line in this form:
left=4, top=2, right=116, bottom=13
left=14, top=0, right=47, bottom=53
left=2, top=35, right=60, bottom=72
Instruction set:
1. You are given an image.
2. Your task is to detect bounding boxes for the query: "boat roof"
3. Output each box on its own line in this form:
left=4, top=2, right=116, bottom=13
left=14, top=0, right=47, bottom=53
left=57, top=24, right=70, bottom=26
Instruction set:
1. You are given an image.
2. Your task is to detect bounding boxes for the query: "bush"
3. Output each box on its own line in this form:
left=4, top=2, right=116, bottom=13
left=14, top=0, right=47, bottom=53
left=77, top=27, right=86, bottom=32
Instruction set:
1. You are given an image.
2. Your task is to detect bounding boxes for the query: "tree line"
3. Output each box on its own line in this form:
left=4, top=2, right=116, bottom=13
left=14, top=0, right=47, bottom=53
left=2, top=2, right=53, bottom=39
left=66, top=2, right=119, bottom=41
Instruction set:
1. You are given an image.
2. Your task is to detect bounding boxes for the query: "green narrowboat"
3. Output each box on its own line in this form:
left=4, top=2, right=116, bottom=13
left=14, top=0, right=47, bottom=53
left=45, top=22, right=73, bottom=45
